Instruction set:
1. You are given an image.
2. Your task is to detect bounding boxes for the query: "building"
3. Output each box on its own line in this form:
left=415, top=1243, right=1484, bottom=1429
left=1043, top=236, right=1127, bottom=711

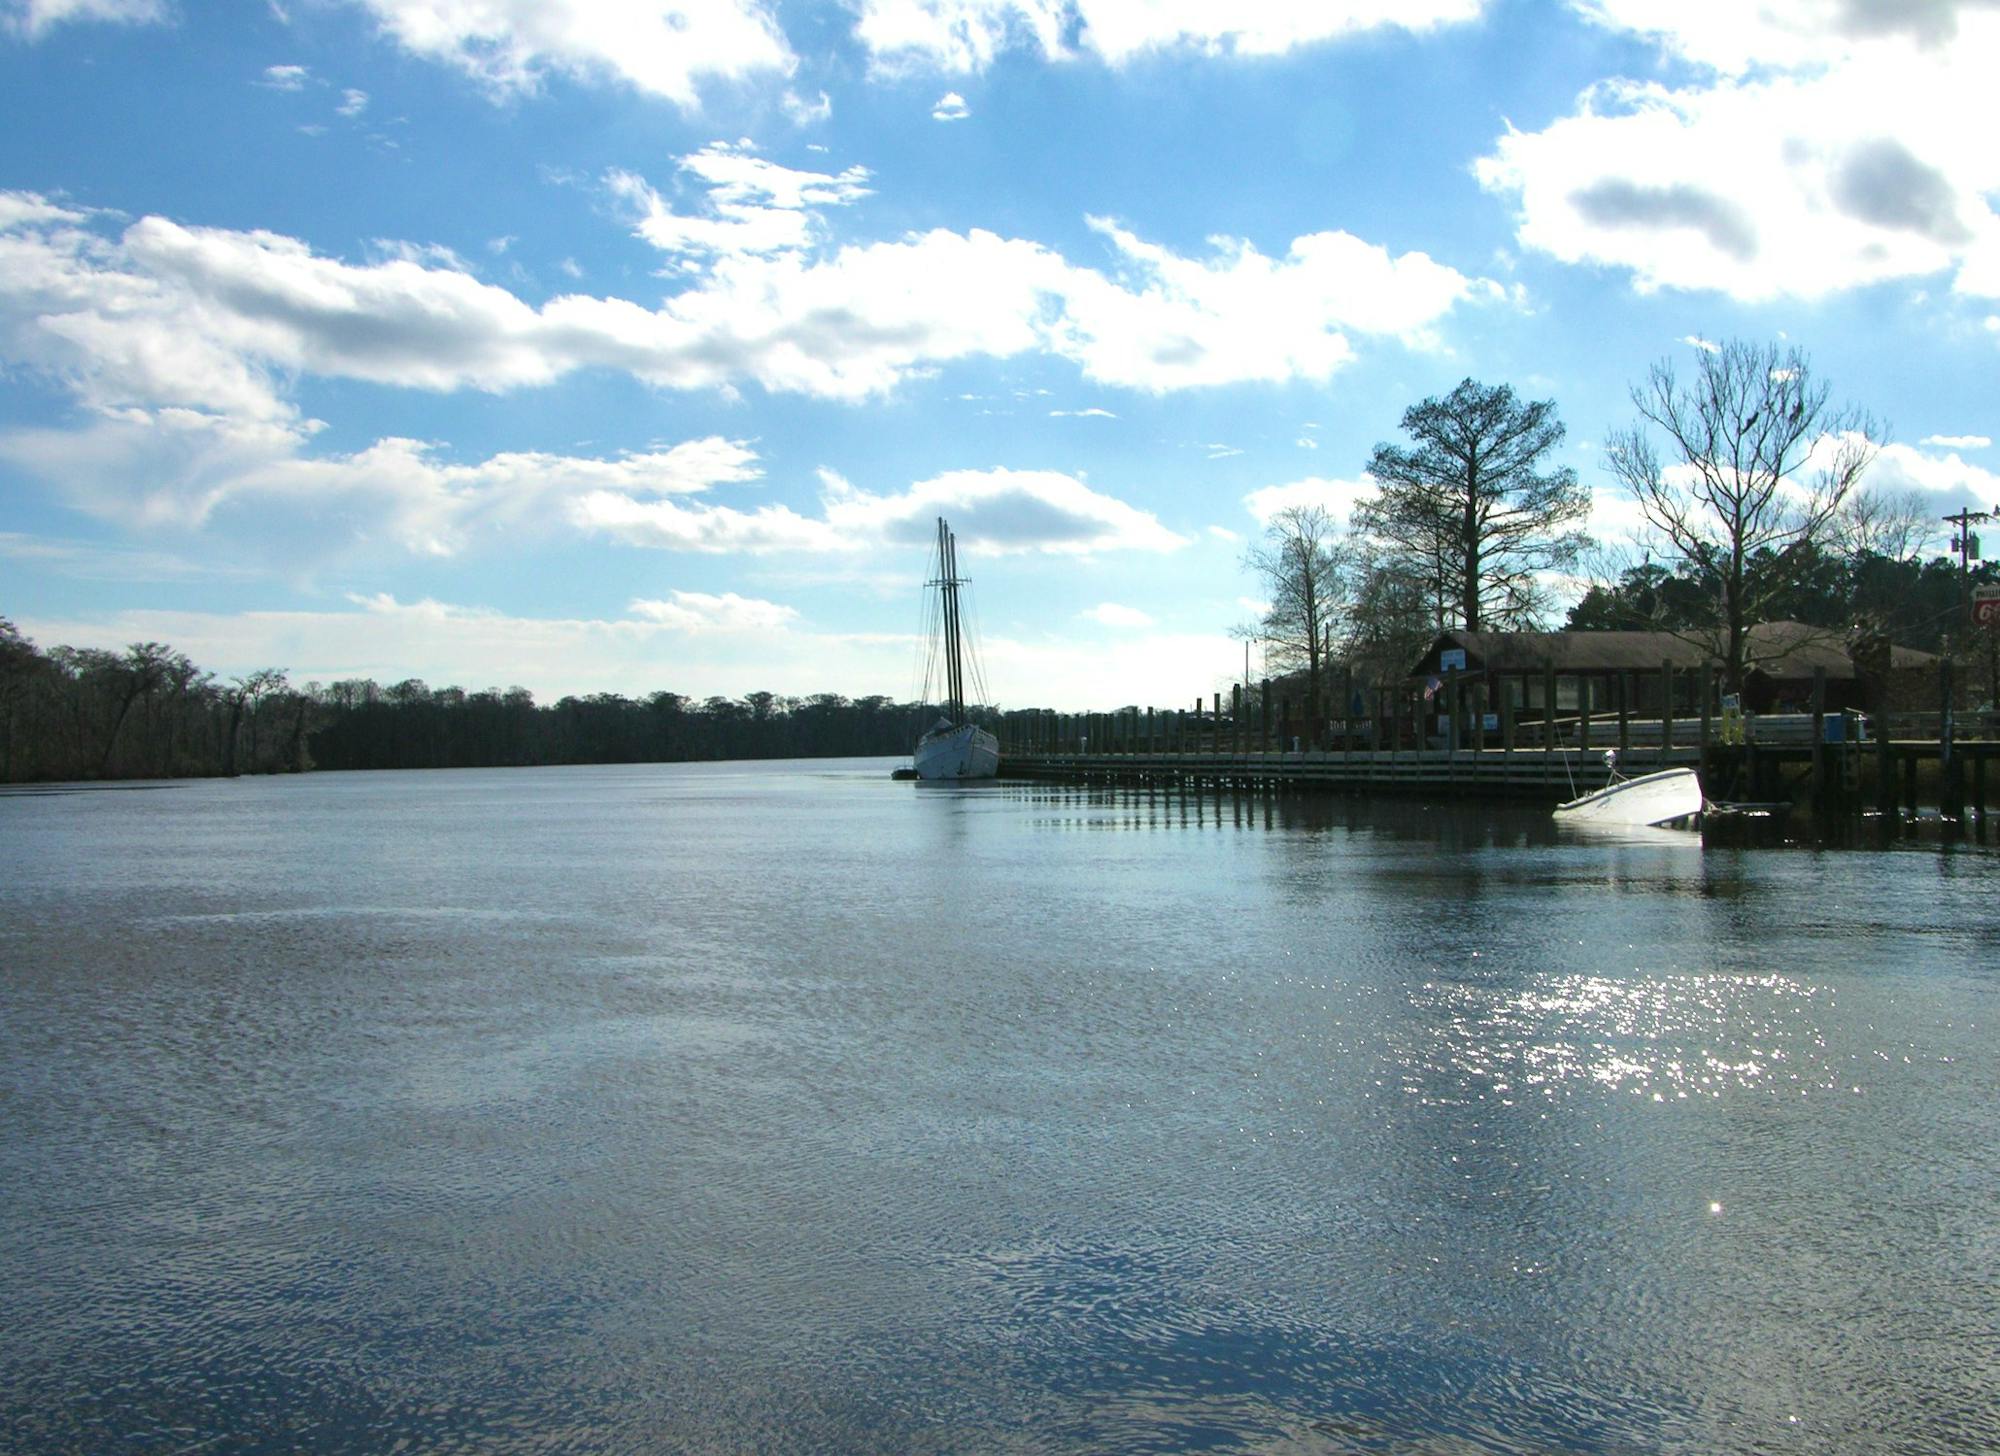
left=1406, top=623, right=1940, bottom=719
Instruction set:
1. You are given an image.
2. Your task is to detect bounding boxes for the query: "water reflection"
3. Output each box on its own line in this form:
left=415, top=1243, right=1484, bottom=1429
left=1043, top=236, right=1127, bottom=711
left=1, top=762, right=1994, bottom=1455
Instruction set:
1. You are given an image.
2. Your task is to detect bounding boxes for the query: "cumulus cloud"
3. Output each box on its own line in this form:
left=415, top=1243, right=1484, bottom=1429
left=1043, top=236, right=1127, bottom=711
left=348, top=0, right=794, bottom=107
left=817, top=465, right=1188, bottom=555
left=1242, top=475, right=1376, bottom=524
left=556, top=463, right=1192, bottom=558
left=12, top=593, right=870, bottom=702
left=337, top=87, right=369, bottom=116
left=1586, top=439, right=2000, bottom=552
left=853, top=0, right=1485, bottom=72
left=1055, top=217, right=1487, bottom=389
left=781, top=87, right=831, bottom=125
left=608, top=142, right=872, bottom=265
left=931, top=90, right=970, bottom=120
left=1081, top=601, right=1152, bottom=627
left=16, top=593, right=1243, bottom=708
left=0, top=402, right=766, bottom=555
left=1477, top=6, right=2000, bottom=300
left=627, top=590, right=797, bottom=631
left=1864, top=440, right=2000, bottom=509
left=0, top=188, right=1486, bottom=421
left=3, top=0, right=163, bottom=37
left=260, top=63, right=311, bottom=90
left=1921, top=432, right=1990, bottom=449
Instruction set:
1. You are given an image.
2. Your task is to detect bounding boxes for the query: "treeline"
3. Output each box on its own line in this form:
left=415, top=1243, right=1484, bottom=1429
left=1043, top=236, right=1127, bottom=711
left=1566, top=548, right=1993, bottom=653
left=307, top=683, right=937, bottom=770
left=0, top=618, right=965, bottom=783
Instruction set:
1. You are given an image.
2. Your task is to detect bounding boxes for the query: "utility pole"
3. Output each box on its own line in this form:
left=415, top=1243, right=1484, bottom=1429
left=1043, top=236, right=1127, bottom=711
left=1944, top=502, right=2000, bottom=707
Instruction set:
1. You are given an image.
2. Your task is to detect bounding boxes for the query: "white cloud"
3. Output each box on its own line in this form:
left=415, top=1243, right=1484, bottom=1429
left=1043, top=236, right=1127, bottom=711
left=1864, top=440, right=2000, bottom=509
left=608, top=142, right=872, bottom=265
left=337, top=87, right=369, bottom=116
left=16, top=594, right=1244, bottom=708
left=1048, top=406, right=1115, bottom=418
left=0, top=529, right=258, bottom=582
left=819, top=464, right=1189, bottom=555
left=781, top=88, right=832, bottom=125
left=1081, top=601, right=1153, bottom=627
left=1569, top=1, right=1987, bottom=76
left=1921, top=433, right=1990, bottom=449
left=1478, top=7, right=2000, bottom=300
left=569, top=490, right=845, bottom=554
left=1205, top=523, right=1239, bottom=542
left=1681, top=333, right=1720, bottom=353
left=260, top=63, right=311, bottom=90
left=0, top=407, right=1187, bottom=564
left=570, top=463, right=1191, bottom=559
left=348, top=0, right=794, bottom=108
left=853, top=0, right=1485, bottom=73
left=1055, top=217, right=1489, bottom=389
left=1242, top=475, right=1376, bottom=524
left=977, top=626, right=1245, bottom=710
left=0, top=187, right=1486, bottom=430
left=1585, top=439, right=2000, bottom=552
left=3, top=0, right=163, bottom=38
left=627, top=590, right=797, bottom=631
left=931, top=90, right=970, bottom=120
left=0, top=406, right=766, bottom=555
left=13, top=594, right=866, bottom=701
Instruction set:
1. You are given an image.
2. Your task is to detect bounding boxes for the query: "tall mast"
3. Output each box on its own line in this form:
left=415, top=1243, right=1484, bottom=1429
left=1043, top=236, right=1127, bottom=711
left=937, top=517, right=965, bottom=723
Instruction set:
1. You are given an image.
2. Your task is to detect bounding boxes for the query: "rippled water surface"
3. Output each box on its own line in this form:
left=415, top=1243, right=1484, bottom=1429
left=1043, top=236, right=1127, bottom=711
left=3, top=761, right=1996, bottom=1453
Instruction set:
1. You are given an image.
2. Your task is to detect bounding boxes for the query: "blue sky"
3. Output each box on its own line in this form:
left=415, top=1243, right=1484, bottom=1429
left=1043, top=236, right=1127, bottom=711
left=4, top=0, right=1997, bottom=710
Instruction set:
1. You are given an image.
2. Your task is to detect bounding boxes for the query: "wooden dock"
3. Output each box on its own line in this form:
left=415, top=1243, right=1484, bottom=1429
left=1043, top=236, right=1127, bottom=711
left=993, top=662, right=1998, bottom=833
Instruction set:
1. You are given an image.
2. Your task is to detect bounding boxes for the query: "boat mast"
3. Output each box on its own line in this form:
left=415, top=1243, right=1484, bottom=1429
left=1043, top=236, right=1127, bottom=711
left=936, top=516, right=965, bottom=724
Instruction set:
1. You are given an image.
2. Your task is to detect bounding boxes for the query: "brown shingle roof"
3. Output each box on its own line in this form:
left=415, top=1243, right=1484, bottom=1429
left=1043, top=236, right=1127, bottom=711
left=1413, top=623, right=1937, bottom=678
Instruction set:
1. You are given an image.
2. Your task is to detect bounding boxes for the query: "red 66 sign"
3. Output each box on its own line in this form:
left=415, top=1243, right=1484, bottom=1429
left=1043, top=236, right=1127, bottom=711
left=1974, top=585, right=2000, bottom=628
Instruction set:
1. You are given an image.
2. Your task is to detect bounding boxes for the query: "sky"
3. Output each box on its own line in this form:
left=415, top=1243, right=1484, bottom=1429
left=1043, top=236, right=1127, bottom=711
left=3, top=0, right=1998, bottom=712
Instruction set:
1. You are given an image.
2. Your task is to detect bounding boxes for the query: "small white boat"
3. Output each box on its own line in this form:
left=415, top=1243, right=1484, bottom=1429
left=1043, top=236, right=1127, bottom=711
left=1554, top=751, right=1703, bottom=827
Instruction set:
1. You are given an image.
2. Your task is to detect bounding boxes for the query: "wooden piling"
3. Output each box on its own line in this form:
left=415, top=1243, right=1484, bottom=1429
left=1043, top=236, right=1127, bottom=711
left=1810, top=666, right=1827, bottom=812
left=1941, top=659, right=1962, bottom=825
left=1543, top=664, right=1557, bottom=784
left=1660, top=661, right=1674, bottom=759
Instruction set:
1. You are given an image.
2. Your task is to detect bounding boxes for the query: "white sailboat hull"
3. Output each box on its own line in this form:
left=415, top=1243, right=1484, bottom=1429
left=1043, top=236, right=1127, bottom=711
left=1554, top=767, right=1703, bottom=827
left=913, top=723, right=999, bottom=780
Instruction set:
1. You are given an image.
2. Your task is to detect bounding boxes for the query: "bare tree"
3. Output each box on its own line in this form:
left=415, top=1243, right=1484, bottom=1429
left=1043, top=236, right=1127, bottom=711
left=1358, top=378, right=1591, bottom=632
left=1606, top=340, right=1881, bottom=691
left=1335, top=539, right=1446, bottom=710
left=225, top=667, right=288, bottom=776
left=1837, top=485, right=1940, bottom=562
left=1242, top=504, right=1351, bottom=737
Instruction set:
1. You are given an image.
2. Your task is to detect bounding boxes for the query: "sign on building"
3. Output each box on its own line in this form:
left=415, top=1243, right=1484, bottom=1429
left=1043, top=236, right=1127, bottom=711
left=1975, top=584, right=2000, bottom=628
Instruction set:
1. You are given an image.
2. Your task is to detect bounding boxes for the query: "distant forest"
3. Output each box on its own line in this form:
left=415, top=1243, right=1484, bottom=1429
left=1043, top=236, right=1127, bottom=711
left=0, top=617, right=980, bottom=783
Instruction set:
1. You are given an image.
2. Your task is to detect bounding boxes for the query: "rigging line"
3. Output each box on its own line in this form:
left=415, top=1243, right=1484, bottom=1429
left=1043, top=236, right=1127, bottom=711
left=959, top=581, right=990, bottom=715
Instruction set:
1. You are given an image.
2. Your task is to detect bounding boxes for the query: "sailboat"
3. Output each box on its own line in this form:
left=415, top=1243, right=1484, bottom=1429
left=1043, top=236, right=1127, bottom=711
left=913, top=517, right=1000, bottom=780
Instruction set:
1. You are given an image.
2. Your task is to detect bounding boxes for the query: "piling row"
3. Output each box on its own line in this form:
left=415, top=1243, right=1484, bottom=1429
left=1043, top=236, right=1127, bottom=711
left=991, top=660, right=1996, bottom=833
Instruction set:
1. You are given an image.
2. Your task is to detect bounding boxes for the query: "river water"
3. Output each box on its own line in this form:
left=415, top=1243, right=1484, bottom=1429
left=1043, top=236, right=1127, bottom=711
left=1, top=760, right=1995, bottom=1454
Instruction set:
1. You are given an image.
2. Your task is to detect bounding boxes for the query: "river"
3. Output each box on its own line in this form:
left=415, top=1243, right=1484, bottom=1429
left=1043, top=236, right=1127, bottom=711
left=2, top=760, right=1995, bottom=1453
